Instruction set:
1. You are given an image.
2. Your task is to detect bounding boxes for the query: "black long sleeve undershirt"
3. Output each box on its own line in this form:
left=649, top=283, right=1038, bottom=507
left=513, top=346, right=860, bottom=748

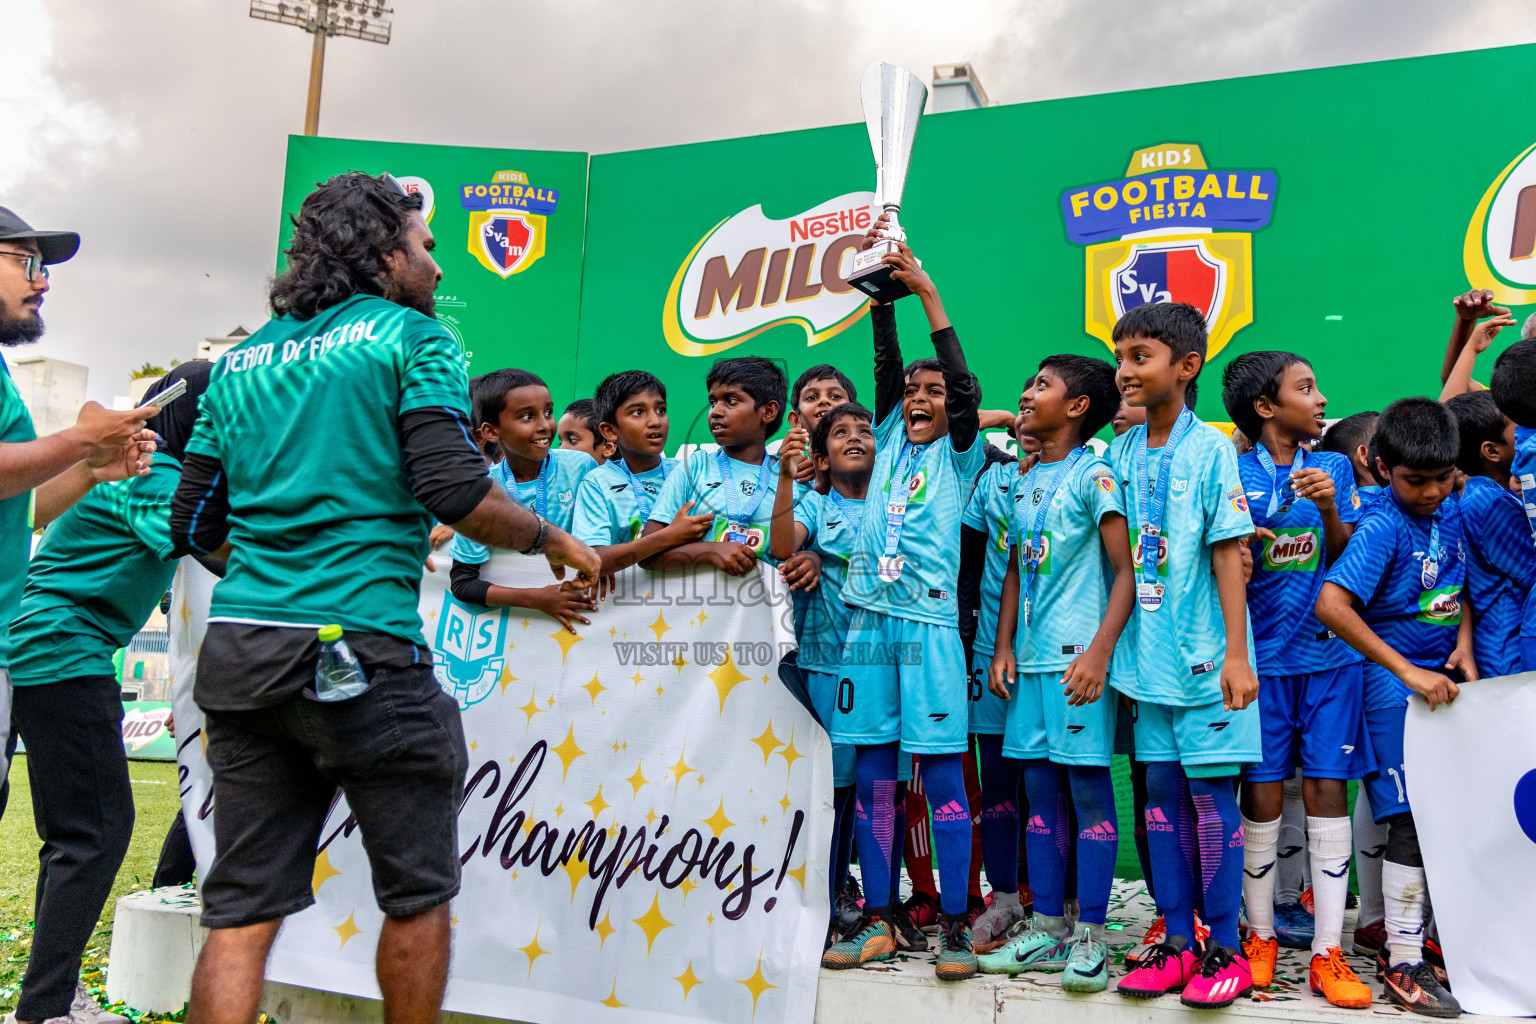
left=869, top=303, right=981, bottom=450
left=871, top=304, right=905, bottom=425
left=450, top=559, right=492, bottom=606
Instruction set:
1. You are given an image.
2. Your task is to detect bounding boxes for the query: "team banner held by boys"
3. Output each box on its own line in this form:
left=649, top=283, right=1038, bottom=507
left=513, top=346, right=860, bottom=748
left=1405, top=673, right=1536, bottom=1018
left=174, top=553, right=832, bottom=1024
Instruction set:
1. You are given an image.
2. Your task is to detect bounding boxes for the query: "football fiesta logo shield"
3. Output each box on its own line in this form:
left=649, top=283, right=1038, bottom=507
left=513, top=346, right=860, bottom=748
left=1060, top=143, right=1277, bottom=358
left=461, top=169, right=556, bottom=278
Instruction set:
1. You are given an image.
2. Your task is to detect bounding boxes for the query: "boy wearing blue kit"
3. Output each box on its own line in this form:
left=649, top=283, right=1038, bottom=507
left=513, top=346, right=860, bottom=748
left=1220, top=352, right=1373, bottom=1008
left=1491, top=340, right=1536, bottom=669
left=1106, top=303, right=1260, bottom=1009
left=975, top=354, right=1134, bottom=993
left=449, top=368, right=598, bottom=632
left=769, top=402, right=874, bottom=950
left=1446, top=391, right=1536, bottom=678
left=641, top=357, right=786, bottom=576
left=570, top=371, right=714, bottom=573
left=1316, top=397, right=1475, bottom=1019
left=823, top=230, right=984, bottom=980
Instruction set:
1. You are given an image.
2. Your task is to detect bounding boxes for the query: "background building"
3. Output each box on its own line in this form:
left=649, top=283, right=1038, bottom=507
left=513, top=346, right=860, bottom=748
left=9, top=356, right=89, bottom=437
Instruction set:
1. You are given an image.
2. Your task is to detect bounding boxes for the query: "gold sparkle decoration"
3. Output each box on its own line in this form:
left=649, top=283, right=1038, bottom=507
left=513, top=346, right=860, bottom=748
left=674, top=960, right=702, bottom=1001
left=521, top=617, right=530, bottom=629
left=777, top=728, right=804, bottom=773
left=178, top=598, right=191, bottom=630
left=671, top=650, right=688, bottom=673
left=581, top=671, right=607, bottom=705
left=625, top=761, right=649, bottom=798
left=706, top=647, right=750, bottom=714
left=311, top=847, right=342, bottom=894
left=469, top=739, right=478, bottom=752
left=519, top=923, right=549, bottom=976
left=703, top=799, right=734, bottom=839
left=551, top=724, right=586, bottom=780
left=737, top=945, right=776, bottom=1018
left=548, top=626, right=584, bottom=665
left=601, top=980, right=625, bottom=1009
left=585, top=785, right=610, bottom=821
left=631, top=891, right=674, bottom=956
left=451, top=914, right=459, bottom=928
left=656, top=683, right=666, bottom=697
left=668, top=747, right=697, bottom=794
left=554, top=803, right=565, bottom=818
left=608, top=626, right=617, bottom=638
left=706, top=912, right=715, bottom=925
left=648, top=610, right=672, bottom=642
left=595, top=910, right=616, bottom=947
left=333, top=910, right=363, bottom=949
left=748, top=720, right=783, bottom=764
left=630, top=670, right=644, bottom=689
left=645, top=806, right=658, bottom=828
left=678, top=875, right=698, bottom=903
left=696, top=610, right=709, bottom=627
left=786, top=861, right=806, bottom=889
left=517, top=694, right=544, bottom=727
left=777, top=792, right=791, bottom=815
left=498, top=664, right=517, bottom=694
left=562, top=851, right=588, bottom=900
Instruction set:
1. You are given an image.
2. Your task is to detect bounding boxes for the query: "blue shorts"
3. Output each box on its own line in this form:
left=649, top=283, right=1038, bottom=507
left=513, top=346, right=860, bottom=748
left=1362, top=663, right=1412, bottom=821
left=805, top=670, right=856, bottom=788
left=1001, top=671, right=1119, bottom=767
left=967, top=648, right=1008, bottom=736
left=1132, top=697, right=1261, bottom=768
left=1243, top=663, right=1370, bottom=782
left=831, top=608, right=968, bottom=754
left=1523, top=635, right=1536, bottom=674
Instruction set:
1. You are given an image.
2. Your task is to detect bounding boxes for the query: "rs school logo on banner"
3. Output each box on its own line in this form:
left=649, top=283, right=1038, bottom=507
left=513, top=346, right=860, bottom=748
left=463, top=169, right=557, bottom=277
left=433, top=593, right=509, bottom=710
left=1060, top=143, right=1277, bottom=358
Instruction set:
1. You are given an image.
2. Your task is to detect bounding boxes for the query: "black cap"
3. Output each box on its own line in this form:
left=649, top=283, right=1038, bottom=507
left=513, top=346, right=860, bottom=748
left=0, top=206, right=79, bottom=265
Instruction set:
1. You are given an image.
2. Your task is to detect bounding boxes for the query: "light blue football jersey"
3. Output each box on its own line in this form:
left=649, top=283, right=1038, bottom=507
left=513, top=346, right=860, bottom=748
left=961, top=461, right=1017, bottom=657
left=1008, top=450, right=1123, bottom=671
left=794, top=488, right=866, bottom=672
left=571, top=457, right=677, bottom=547
left=449, top=447, right=595, bottom=565
left=646, top=448, right=782, bottom=561
left=843, top=411, right=986, bottom=628
left=1107, top=419, right=1257, bottom=706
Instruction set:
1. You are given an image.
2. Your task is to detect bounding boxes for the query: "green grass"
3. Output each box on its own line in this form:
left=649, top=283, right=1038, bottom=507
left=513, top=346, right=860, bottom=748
left=0, top=754, right=182, bottom=1014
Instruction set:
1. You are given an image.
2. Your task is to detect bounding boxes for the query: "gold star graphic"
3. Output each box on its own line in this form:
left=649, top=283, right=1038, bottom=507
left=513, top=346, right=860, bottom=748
left=608, top=626, right=617, bottom=638
left=312, top=848, right=342, bottom=894
left=760, top=815, right=768, bottom=826
left=668, top=747, right=696, bottom=794
left=706, top=647, right=750, bottom=714
left=778, top=729, right=804, bottom=773
left=595, top=910, right=616, bottom=947
left=630, top=670, right=644, bottom=689
left=697, top=610, right=709, bottom=626
left=333, top=910, right=363, bottom=949
left=581, top=671, right=606, bottom=705
left=679, top=875, right=698, bottom=903
left=612, top=740, right=621, bottom=754
left=546, top=694, right=556, bottom=707
left=517, top=693, right=544, bottom=727
left=511, top=869, right=519, bottom=881
left=778, top=792, right=791, bottom=815
left=648, top=610, right=671, bottom=642
left=601, top=980, right=625, bottom=1008
left=498, top=663, right=517, bottom=694
left=645, top=806, right=658, bottom=827
left=656, top=683, right=666, bottom=697
left=631, top=891, right=674, bottom=956
left=551, top=724, right=586, bottom=780
left=519, top=923, right=549, bottom=976
left=521, top=617, right=530, bottom=629
left=554, top=803, right=565, bottom=818
left=548, top=626, right=584, bottom=665
left=703, top=799, right=734, bottom=839
left=585, top=785, right=610, bottom=821
left=451, top=914, right=459, bottom=928
left=737, top=945, right=776, bottom=1018
left=748, top=720, right=783, bottom=764
left=561, top=851, right=588, bottom=901
left=625, top=761, right=648, bottom=798
left=706, top=912, right=715, bottom=925
left=671, top=650, right=688, bottom=673
left=674, top=960, right=702, bottom=1001
left=785, top=861, right=806, bottom=889
left=178, top=598, right=191, bottom=630
left=469, top=739, right=478, bottom=752
left=761, top=674, right=770, bottom=685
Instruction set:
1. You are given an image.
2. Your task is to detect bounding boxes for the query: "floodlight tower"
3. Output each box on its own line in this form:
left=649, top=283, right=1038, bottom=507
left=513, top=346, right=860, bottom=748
left=249, top=0, right=394, bottom=136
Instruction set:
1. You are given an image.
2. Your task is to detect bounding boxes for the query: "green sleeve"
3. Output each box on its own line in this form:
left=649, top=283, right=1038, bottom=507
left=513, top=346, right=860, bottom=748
left=399, top=316, right=470, bottom=417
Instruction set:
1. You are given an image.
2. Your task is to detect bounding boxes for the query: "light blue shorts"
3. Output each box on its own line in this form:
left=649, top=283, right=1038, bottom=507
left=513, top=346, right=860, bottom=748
left=1132, top=695, right=1261, bottom=768
left=805, top=670, right=857, bottom=788
left=1001, top=670, right=1119, bottom=766
left=831, top=608, right=969, bottom=754
left=967, top=648, right=1008, bottom=736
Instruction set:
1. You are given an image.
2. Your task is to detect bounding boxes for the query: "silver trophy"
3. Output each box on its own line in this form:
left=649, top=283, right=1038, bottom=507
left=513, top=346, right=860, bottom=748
left=846, top=60, right=928, bottom=303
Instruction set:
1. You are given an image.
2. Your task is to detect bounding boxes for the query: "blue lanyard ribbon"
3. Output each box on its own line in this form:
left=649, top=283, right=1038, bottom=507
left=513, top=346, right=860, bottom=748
left=717, top=450, right=774, bottom=529
left=827, top=488, right=864, bottom=533
left=1253, top=443, right=1306, bottom=522
left=1134, top=407, right=1196, bottom=587
left=1016, top=446, right=1089, bottom=625
left=883, top=441, right=929, bottom=558
left=496, top=457, right=551, bottom=517
left=619, top=458, right=669, bottom=522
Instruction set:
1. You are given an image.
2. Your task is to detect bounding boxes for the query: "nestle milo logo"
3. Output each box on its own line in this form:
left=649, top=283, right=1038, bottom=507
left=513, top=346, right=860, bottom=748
left=1262, top=528, right=1320, bottom=571
left=1130, top=534, right=1169, bottom=577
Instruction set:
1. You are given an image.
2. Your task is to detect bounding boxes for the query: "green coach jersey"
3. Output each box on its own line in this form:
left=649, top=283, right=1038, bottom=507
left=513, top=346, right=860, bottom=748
left=7, top=454, right=182, bottom=685
left=0, top=360, right=37, bottom=671
left=186, top=294, right=469, bottom=643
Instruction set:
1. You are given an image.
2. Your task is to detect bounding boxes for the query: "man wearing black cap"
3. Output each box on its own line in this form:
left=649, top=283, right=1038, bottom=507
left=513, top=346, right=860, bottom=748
left=0, top=208, right=160, bottom=822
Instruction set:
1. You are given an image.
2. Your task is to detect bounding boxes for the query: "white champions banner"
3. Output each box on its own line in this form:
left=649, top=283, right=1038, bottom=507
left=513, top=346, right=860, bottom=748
left=174, top=553, right=832, bottom=1024
left=1405, top=672, right=1536, bottom=1017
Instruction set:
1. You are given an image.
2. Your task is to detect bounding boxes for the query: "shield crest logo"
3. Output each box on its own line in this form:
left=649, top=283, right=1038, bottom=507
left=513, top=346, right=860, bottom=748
left=1111, top=240, right=1226, bottom=324
left=431, top=593, right=508, bottom=709
left=467, top=211, right=547, bottom=278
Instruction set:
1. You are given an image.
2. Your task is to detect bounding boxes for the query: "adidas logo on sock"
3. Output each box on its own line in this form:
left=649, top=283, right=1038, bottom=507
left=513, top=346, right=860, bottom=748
left=1080, top=822, right=1118, bottom=841
left=1144, top=807, right=1174, bottom=833
left=932, top=800, right=969, bottom=823
left=1026, top=814, right=1050, bottom=834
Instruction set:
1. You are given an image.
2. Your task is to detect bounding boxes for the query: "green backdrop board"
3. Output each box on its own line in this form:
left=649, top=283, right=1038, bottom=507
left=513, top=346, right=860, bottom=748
left=276, top=136, right=589, bottom=394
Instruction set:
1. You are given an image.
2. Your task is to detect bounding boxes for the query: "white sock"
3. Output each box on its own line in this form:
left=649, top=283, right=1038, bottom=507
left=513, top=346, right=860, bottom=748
left=1382, top=861, right=1426, bottom=966
left=1276, top=776, right=1307, bottom=902
left=991, top=889, right=1020, bottom=910
left=1353, top=795, right=1387, bottom=926
left=1307, top=815, right=1352, bottom=957
left=1242, top=814, right=1280, bottom=940
left=1037, top=913, right=1071, bottom=940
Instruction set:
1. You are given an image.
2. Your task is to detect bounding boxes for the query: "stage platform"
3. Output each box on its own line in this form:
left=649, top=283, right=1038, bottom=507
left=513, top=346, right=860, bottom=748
left=107, top=880, right=1522, bottom=1023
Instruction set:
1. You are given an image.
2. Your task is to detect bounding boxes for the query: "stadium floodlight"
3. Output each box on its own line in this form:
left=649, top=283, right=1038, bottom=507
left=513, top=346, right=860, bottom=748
left=249, top=0, right=393, bottom=135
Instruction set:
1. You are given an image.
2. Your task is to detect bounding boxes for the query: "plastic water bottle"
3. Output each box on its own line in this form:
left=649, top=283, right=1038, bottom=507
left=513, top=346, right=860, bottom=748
left=315, top=624, right=370, bottom=702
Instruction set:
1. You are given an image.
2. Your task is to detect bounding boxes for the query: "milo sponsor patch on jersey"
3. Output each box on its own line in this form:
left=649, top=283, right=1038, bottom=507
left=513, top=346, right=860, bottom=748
left=1416, top=585, right=1463, bottom=625
left=1261, top=527, right=1321, bottom=571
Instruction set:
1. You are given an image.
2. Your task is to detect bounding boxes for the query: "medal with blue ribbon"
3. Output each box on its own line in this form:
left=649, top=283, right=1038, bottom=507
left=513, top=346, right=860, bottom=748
left=1133, top=407, right=1196, bottom=611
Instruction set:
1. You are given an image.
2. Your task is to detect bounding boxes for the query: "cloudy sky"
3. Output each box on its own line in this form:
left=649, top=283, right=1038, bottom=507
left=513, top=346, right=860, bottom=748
left=6, top=0, right=1536, bottom=403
